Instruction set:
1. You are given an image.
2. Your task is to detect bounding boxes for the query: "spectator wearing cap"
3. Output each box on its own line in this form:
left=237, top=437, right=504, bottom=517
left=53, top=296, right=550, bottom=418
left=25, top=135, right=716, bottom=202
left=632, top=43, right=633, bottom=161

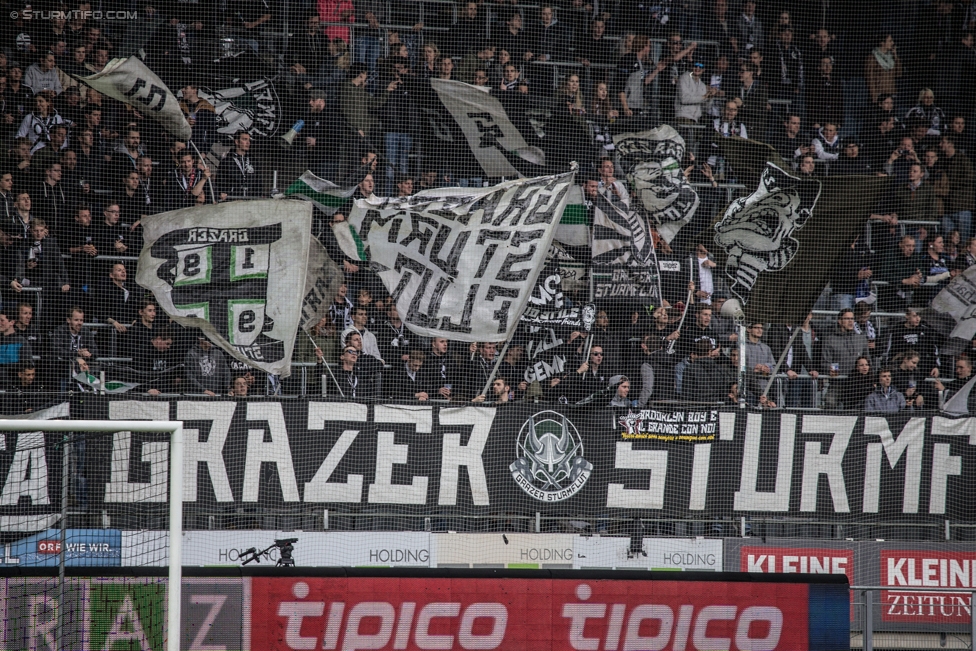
left=184, top=335, right=230, bottom=396
left=24, top=52, right=63, bottom=96
left=831, top=138, right=873, bottom=175
left=675, top=60, right=714, bottom=126
left=302, top=89, right=342, bottom=182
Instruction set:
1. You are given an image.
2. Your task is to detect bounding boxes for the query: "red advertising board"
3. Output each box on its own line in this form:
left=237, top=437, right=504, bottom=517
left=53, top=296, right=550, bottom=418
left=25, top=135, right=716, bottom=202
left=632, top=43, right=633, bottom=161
left=739, top=546, right=854, bottom=582
left=250, top=576, right=828, bottom=651
left=880, top=550, right=976, bottom=623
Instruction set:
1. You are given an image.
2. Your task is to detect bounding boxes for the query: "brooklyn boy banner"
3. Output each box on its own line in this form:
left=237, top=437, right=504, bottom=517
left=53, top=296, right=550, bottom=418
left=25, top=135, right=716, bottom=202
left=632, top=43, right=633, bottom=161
left=3, top=399, right=974, bottom=531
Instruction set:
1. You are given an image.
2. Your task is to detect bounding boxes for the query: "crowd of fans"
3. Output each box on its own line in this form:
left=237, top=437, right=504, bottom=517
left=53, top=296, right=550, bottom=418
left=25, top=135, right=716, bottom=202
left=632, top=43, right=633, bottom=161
left=1, top=0, right=976, bottom=413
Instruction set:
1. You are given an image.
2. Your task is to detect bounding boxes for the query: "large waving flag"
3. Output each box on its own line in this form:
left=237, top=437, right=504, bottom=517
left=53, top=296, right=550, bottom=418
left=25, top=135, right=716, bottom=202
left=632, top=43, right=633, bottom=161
left=347, top=172, right=575, bottom=342
left=712, top=138, right=887, bottom=325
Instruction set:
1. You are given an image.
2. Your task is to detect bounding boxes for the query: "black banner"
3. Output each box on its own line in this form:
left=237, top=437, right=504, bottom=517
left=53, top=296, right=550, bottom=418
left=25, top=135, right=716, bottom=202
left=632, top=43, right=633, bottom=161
left=2, top=400, right=975, bottom=526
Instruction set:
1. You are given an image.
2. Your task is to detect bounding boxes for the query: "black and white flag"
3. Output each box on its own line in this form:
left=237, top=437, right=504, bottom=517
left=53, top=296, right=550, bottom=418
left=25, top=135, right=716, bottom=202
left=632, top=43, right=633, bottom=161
left=197, top=78, right=282, bottom=137
left=430, top=79, right=545, bottom=178
left=614, top=125, right=700, bottom=244
left=518, top=252, right=596, bottom=384
left=78, top=57, right=192, bottom=140
left=711, top=138, right=886, bottom=324
left=713, top=162, right=821, bottom=307
left=136, top=200, right=329, bottom=376
left=591, top=191, right=655, bottom=267
left=348, top=173, right=575, bottom=342
left=932, top=266, right=976, bottom=341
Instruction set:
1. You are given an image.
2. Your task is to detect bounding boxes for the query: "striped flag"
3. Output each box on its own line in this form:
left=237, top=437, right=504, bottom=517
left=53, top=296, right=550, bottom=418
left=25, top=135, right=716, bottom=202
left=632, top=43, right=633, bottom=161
left=285, top=171, right=366, bottom=262
left=554, top=185, right=590, bottom=247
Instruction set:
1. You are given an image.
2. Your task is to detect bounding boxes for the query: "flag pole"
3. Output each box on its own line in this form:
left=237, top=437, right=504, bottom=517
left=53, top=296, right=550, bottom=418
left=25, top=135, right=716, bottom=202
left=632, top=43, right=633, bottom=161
left=762, top=324, right=802, bottom=401
left=479, top=340, right=511, bottom=400
left=306, top=329, right=344, bottom=398
left=190, top=141, right=218, bottom=204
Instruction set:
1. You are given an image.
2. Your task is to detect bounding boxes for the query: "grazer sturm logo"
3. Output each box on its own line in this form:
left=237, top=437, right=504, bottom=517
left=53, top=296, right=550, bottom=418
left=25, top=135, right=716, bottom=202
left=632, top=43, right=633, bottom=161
left=510, top=411, right=592, bottom=502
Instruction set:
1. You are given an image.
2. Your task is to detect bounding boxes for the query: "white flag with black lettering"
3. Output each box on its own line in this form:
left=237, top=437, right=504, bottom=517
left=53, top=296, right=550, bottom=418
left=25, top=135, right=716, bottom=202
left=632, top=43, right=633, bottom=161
left=348, top=173, right=575, bottom=342
left=78, top=57, right=191, bottom=140
left=136, top=200, right=323, bottom=377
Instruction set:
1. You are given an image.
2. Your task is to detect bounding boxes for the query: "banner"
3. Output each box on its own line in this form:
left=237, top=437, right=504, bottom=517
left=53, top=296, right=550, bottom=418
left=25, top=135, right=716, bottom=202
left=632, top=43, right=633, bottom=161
left=135, top=199, right=316, bottom=376
left=78, top=57, right=191, bottom=140
left=726, top=539, right=976, bottom=633
left=348, top=173, right=575, bottom=342
left=614, top=126, right=701, bottom=244
left=713, top=139, right=886, bottom=325
left=430, top=79, right=545, bottom=178
left=249, top=574, right=845, bottom=651
left=28, top=399, right=975, bottom=525
left=518, top=252, right=593, bottom=384
left=285, top=172, right=366, bottom=263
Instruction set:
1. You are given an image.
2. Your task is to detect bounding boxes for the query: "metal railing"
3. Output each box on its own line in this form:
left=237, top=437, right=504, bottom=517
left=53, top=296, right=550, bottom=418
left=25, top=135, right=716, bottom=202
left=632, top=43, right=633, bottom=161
left=852, top=586, right=975, bottom=651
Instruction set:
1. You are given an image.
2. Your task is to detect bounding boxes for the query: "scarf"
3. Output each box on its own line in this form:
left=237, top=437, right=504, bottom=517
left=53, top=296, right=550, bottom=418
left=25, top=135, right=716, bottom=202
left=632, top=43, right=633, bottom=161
left=873, top=48, right=896, bottom=71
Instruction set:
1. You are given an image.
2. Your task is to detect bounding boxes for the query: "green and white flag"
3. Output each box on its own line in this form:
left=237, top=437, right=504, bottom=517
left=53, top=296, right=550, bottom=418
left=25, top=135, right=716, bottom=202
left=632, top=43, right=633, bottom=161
left=554, top=185, right=589, bottom=247
left=286, top=172, right=366, bottom=262
left=73, top=372, right=140, bottom=394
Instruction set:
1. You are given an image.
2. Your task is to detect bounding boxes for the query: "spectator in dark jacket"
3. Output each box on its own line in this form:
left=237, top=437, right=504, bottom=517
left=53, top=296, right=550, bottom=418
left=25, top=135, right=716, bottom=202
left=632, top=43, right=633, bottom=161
left=384, top=349, right=429, bottom=401
left=864, top=368, right=907, bottom=413
left=184, top=336, right=230, bottom=396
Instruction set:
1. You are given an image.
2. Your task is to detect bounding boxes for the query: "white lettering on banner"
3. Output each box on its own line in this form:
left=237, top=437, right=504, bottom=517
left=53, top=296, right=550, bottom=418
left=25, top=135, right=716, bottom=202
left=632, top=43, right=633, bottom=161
left=741, top=547, right=853, bottom=581
left=0, top=431, right=50, bottom=506
left=734, top=413, right=794, bottom=512
left=278, top=587, right=508, bottom=651
left=606, top=442, right=667, bottom=509
left=438, top=408, right=492, bottom=506
left=882, top=551, right=976, bottom=621
left=104, top=401, right=169, bottom=503
left=304, top=403, right=368, bottom=503
left=178, top=401, right=235, bottom=502
left=243, top=403, right=300, bottom=502
left=862, top=417, right=924, bottom=514
left=689, top=443, right=711, bottom=511
left=800, top=416, right=855, bottom=513
left=368, top=406, right=431, bottom=504
left=929, top=444, right=963, bottom=515
left=561, top=585, right=782, bottom=651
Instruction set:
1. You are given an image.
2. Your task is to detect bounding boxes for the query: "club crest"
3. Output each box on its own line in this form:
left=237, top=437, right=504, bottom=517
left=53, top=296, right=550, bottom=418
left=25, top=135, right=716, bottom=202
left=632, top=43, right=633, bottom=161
left=510, top=411, right=592, bottom=502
